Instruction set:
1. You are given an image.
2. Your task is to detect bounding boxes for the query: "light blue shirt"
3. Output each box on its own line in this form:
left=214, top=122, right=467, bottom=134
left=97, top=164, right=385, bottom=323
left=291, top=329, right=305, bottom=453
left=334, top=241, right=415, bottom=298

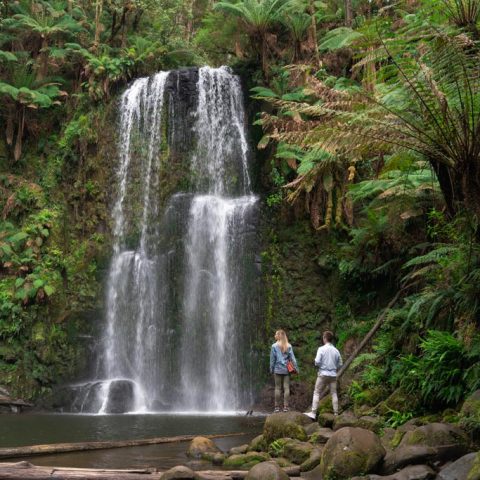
left=314, top=343, right=342, bottom=377
left=270, top=343, right=298, bottom=375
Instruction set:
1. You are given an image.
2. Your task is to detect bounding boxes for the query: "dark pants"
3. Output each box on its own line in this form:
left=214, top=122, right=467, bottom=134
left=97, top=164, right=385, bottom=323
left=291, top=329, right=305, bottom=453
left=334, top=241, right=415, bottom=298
left=274, top=373, right=290, bottom=408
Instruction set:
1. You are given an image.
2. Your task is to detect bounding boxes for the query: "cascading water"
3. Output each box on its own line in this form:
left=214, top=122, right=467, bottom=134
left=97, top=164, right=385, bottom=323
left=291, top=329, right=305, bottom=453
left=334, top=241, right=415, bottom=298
left=68, top=67, right=260, bottom=414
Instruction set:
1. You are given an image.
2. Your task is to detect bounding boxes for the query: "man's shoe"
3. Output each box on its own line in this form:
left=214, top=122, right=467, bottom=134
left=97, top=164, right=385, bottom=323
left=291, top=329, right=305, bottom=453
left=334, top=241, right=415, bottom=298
left=274, top=407, right=281, bottom=413
left=303, top=411, right=316, bottom=420
left=283, top=406, right=289, bottom=412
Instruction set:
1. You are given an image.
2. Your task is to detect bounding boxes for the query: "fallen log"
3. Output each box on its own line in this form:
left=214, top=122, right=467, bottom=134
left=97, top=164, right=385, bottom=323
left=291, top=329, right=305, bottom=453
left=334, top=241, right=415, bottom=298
left=0, top=461, right=162, bottom=479
left=0, top=432, right=246, bottom=460
left=0, top=462, right=301, bottom=479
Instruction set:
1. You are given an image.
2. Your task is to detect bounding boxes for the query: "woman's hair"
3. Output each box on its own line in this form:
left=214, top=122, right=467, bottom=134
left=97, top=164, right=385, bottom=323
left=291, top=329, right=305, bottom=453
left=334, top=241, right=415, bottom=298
left=275, top=329, right=289, bottom=353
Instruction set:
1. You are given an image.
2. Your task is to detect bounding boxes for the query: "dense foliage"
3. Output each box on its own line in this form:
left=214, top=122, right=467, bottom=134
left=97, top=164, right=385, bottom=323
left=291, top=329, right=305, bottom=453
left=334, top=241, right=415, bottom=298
left=1, top=0, right=480, bottom=432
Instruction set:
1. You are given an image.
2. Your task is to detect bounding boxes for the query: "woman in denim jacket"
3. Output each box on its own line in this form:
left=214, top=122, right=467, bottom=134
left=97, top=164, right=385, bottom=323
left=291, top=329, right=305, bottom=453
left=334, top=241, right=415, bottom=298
left=270, top=330, right=298, bottom=413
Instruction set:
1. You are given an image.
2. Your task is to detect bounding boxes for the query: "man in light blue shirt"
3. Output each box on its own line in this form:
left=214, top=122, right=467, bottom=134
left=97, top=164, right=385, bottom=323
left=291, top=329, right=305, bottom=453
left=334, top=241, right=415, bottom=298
left=305, top=330, right=343, bottom=419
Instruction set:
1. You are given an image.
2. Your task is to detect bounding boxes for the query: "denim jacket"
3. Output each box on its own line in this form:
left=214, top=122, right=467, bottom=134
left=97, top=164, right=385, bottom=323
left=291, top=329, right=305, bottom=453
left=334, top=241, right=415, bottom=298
left=270, top=343, right=299, bottom=375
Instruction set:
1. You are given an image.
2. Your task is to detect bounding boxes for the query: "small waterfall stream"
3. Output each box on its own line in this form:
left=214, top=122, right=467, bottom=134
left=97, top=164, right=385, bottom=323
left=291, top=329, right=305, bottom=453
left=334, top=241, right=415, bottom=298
left=69, top=67, right=260, bottom=414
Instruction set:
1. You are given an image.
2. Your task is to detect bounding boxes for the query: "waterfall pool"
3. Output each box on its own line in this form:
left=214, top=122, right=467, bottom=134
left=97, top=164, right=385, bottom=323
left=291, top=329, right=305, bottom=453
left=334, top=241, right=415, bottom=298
left=0, top=413, right=264, bottom=469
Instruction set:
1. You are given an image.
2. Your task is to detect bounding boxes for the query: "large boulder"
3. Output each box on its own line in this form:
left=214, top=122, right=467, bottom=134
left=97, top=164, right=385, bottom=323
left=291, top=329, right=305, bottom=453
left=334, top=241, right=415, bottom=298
left=104, top=380, right=135, bottom=413
left=382, top=423, right=470, bottom=474
left=320, top=427, right=386, bottom=479
left=186, top=436, right=221, bottom=461
left=263, top=411, right=310, bottom=443
left=161, top=466, right=198, bottom=480
left=436, top=452, right=480, bottom=480
left=244, top=461, right=290, bottom=480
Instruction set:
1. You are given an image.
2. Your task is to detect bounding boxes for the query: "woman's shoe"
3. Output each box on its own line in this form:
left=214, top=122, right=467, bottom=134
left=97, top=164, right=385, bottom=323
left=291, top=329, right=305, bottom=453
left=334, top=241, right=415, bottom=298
left=283, top=407, right=289, bottom=412
left=274, top=407, right=281, bottom=413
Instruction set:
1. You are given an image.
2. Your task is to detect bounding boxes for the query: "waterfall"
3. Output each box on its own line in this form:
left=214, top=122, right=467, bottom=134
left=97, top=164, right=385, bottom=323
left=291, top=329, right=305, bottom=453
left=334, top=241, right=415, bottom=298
left=69, top=67, right=259, bottom=414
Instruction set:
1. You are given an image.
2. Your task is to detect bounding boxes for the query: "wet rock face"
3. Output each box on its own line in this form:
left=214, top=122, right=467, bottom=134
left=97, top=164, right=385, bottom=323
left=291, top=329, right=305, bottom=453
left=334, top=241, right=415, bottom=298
left=164, top=68, right=199, bottom=158
left=104, top=380, right=135, bottom=413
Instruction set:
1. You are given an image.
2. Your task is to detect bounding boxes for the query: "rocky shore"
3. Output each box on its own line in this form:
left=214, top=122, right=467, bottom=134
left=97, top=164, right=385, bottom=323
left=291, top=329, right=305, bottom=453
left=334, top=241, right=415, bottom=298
left=175, top=390, right=480, bottom=479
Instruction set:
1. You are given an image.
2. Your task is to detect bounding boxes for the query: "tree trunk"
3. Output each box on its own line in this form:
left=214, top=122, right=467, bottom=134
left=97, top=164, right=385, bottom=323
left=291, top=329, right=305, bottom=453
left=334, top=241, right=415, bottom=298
left=309, top=0, right=320, bottom=67
left=344, top=0, right=353, bottom=27
left=431, top=161, right=462, bottom=218
left=94, top=0, right=103, bottom=51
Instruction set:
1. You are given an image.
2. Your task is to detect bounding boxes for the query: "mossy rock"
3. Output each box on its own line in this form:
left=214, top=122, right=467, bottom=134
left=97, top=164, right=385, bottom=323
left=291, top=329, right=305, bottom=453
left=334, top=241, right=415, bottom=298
left=300, top=447, right=323, bottom=472
left=320, top=427, right=386, bottom=479
left=317, top=394, right=334, bottom=414
left=161, top=466, right=198, bottom=479
left=318, top=413, right=335, bottom=428
left=376, top=388, right=420, bottom=416
left=229, top=444, right=249, bottom=455
left=248, top=434, right=267, bottom=452
left=333, top=411, right=359, bottom=431
left=282, top=439, right=314, bottom=464
left=357, top=415, right=384, bottom=434
left=304, top=422, right=321, bottom=436
left=186, top=436, right=221, bottom=460
left=272, top=457, right=293, bottom=468
left=460, top=390, right=480, bottom=439
left=224, top=451, right=271, bottom=469
left=353, top=387, right=384, bottom=411
left=263, top=412, right=310, bottom=443
left=436, top=452, right=480, bottom=480
left=400, top=422, right=469, bottom=450
left=461, top=391, right=480, bottom=419
left=309, top=427, right=334, bottom=444
left=244, top=461, right=290, bottom=480
left=390, top=430, right=405, bottom=449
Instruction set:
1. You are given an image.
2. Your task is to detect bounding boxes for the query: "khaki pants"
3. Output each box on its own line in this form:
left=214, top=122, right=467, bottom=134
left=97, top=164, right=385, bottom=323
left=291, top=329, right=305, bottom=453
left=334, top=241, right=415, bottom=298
left=311, top=375, right=338, bottom=414
left=274, top=374, right=290, bottom=408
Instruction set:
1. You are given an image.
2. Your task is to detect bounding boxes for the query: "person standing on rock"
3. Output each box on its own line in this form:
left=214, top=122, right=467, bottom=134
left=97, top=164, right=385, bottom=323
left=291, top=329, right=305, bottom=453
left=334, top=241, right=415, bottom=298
left=270, top=329, right=298, bottom=413
left=305, top=330, right=342, bottom=419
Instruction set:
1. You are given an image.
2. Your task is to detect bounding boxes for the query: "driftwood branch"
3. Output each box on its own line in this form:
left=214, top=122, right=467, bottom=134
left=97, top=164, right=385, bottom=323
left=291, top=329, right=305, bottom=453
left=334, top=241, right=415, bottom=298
left=0, top=433, right=246, bottom=460
left=0, top=462, right=301, bottom=479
